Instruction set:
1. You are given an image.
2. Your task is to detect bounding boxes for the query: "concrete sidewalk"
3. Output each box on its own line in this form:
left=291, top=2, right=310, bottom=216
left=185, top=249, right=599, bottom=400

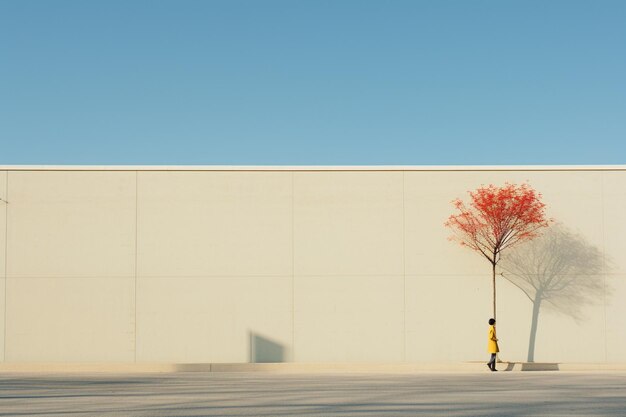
left=1, top=361, right=626, bottom=373
left=2, top=371, right=626, bottom=416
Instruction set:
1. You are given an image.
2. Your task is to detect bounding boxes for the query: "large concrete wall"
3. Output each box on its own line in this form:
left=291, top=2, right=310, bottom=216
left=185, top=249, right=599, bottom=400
left=0, top=167, right=624, bottom=364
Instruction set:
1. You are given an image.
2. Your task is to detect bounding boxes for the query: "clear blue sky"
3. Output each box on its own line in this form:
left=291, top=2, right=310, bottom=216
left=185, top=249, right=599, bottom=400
left=1, top=0, right=625, bottom=165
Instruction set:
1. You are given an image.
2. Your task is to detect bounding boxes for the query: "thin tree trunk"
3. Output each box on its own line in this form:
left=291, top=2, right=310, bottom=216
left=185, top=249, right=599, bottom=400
left=527, top=296, right=542, bottom=363
left=492, top=262, right=497, bottom=320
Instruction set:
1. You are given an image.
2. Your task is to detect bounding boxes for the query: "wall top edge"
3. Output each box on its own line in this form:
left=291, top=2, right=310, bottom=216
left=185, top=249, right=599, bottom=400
left=1, top=165, right=626, bottom=172
left=0, top=165, right=626, bottom=171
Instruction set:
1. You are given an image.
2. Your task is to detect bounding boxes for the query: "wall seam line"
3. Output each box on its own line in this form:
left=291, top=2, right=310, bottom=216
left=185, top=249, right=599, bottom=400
left=402, top=171, right=406, bottom=362
left=3, top=172, right=8, bottom=362
left=291, top=171, right=295, bottom=362
left=134, top=171, right=138, bottom=363
left=601, top=172, right=608, bottom=363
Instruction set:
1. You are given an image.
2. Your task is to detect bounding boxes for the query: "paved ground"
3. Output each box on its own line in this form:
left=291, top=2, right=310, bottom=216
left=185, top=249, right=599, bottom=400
left=2, top=371, right=626, bottom=416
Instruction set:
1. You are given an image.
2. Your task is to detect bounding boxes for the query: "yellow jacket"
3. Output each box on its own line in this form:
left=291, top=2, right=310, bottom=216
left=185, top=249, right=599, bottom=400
left=488, top=325, right=499, bottom=353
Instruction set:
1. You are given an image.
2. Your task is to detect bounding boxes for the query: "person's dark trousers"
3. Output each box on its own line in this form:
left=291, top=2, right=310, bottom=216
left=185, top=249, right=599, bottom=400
left=487, top=354, right=497, bottom=371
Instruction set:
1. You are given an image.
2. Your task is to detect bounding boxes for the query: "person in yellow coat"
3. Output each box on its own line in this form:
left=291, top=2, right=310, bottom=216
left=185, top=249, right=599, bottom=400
left=487, top=318, right=499, bottom=372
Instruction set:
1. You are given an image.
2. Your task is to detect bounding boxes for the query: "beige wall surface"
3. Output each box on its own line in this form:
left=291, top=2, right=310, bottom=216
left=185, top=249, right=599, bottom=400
left=137, top=171, right=293, bottom=277
left=136, top=276, right=292, bottom=363
left=293, top=172, right=404, bottom=277
left=135, top=171, right=293, bottom=363
left=0, top=167, right=624, bottom=364
left=4, top=171, right=136, bottom=362
left=602, top=171, right=626, bottom=362
left=292, top=172, right=404, bottom=362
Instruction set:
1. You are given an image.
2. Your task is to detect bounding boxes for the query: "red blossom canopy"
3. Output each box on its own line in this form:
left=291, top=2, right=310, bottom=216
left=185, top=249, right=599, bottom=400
left=445, top=183, right=551, bottom=265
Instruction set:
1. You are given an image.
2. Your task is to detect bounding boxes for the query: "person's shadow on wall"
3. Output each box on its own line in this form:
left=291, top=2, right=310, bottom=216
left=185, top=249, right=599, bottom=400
left=500, top=223, right=611, bottom=362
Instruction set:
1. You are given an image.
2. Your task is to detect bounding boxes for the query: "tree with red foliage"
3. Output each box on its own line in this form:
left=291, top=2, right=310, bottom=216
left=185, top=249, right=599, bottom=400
left=445, top=183, right=550, bottom=319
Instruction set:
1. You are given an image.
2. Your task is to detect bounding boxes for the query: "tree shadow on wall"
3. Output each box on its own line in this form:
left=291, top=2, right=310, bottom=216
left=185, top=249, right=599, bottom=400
left=249, top=332, right=285, bottom=363
left=500, top=223, right=611, bottom=362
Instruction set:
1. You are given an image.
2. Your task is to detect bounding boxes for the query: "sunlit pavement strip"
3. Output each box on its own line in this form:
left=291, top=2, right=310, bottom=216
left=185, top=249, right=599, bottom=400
left=2, top=372, right=626, bottom=416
